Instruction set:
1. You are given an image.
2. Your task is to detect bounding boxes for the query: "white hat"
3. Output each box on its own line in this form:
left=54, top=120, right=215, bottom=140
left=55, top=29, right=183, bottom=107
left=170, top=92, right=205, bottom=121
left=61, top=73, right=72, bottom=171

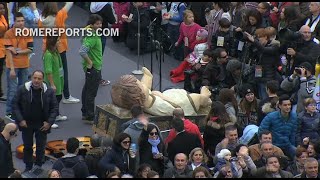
left=221, top=12, right=231, bottom=22
left=217, top=149, right=231, bottom=159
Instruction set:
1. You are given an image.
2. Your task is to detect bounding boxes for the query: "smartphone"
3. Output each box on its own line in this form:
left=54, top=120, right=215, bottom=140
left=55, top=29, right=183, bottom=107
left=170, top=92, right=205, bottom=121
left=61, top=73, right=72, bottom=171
left=129, top=13, right=133, bottom=19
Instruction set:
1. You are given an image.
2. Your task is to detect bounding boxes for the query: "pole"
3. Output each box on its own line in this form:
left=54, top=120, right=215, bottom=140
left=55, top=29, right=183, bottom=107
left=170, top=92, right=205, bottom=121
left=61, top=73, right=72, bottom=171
left=132, top=5, right=143, bottom=75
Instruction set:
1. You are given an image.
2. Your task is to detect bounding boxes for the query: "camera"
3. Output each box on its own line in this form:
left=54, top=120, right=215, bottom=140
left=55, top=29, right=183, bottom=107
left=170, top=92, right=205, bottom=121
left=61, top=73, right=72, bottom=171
left=235, top=31, right=249, bottom=41
left=294, top=67, right=302, bottom=75
left=230, top=157, right=238, bottom=162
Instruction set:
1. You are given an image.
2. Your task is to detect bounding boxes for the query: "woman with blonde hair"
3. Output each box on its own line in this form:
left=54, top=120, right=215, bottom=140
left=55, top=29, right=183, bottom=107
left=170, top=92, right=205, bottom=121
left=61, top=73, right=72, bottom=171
left=175, top=9, right=202, bottom=59
left=188, top=147, right=209, bottom=170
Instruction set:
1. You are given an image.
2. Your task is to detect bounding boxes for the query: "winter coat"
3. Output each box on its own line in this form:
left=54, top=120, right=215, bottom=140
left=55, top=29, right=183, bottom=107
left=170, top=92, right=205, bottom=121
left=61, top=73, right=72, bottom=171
left=98, top=144, right=136, bottom=176
left=12, top=81, right=58, bottom=132
left=52, top=154, right=90, bottom=178
left=139, top=129, right=165, bottom=176
left=296, top=111, right=320, bottom=145
left=112, top=2, right=130, bottom=32
left=201, top=61, right=235, bottom=88
left=252, top=167, right=294, bottom=178
left=251, top=39, right=280, bottom=83
left=269, top=2, right=293, bottom=28
left=0, top=134, right=14, bottom=178
left=259, top=111, right=298, bottom=148
left=163, top=166, right=193, bottom=178
left=85, top=147, right=106, bottom=177
left=257, top=96, right=278, bottom=125
left=203, top=118, right=236, bottom=155
left=280, top=75, right=316, bottom=113
left=211, top=28, right=237, bottom=57
left=167, top=131, right=202, bottom=163
left=248, top=143, right=284, bottom=162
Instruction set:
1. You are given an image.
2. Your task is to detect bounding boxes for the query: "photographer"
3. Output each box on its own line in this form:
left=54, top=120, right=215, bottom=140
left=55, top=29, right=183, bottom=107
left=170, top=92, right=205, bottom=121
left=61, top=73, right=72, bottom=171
left=244, top=28, right=280, bottom=100
left=201, top=48, right=235, bottom=96
left=285, top=25, right=320, bottom=74
left=211, top=18, right=237, bottom=58
left=280, top=62, right=316, bottom=113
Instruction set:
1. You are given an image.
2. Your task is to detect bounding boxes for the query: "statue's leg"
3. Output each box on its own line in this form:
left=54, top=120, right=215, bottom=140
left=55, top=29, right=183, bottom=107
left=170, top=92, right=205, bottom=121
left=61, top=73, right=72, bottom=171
left=189, top=86, right=212, bottom=110
left=141, top=67, right=153, bottom=90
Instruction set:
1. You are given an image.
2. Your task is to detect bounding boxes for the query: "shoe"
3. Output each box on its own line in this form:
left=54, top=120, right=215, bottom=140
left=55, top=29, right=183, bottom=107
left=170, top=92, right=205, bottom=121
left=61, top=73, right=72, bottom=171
left=4, top=114, right=15, bottom=122
left=0, top=95, right=6, bottom=101
left=62, top=95, right=80, bottom=104
left=100, top=79, right=111, bottom=86
left=82, top=118, right=94, bottom=125
left=51, top=123, right=59, bottom=129
left=55, top=115, right=67, bottom=121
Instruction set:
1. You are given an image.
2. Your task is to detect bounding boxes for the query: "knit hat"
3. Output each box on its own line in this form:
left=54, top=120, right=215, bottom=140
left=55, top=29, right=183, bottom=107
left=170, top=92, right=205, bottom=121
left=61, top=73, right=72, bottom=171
left=226, top=59, right=242, bottom=72
left=299, top=62, right=313, bottom=72
left=217, top=149, right=231, bottom=159
left=221, top=12, right=231, bottom=23
left=197, top=29, right=208, bottom=39
left=240, top=84, right=255, bottom=97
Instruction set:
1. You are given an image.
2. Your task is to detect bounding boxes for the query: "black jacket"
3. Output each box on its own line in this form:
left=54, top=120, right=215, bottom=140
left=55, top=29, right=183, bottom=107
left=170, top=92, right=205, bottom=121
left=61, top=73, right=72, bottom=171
left=167, top=131, right=202, bottom=163
left=293, top=40, right=320, bottom=74
left=252, top=39, right=280, bottom=83
left=202, top=61, right=235, bottom=88
left=12, top=82, right=58, bottom=132
left=127, top=3, right=150, bottom=37
left=98, top=143, right=136, bottom=176
left=0, top=134, right=14, bottom=178
left=139, top=129, right=165, bottom=176
left=85, top=147, right=106, bottom=177
left=52, top=155, right=90, bottom=178
left=211, top=28, right=237, bottom=57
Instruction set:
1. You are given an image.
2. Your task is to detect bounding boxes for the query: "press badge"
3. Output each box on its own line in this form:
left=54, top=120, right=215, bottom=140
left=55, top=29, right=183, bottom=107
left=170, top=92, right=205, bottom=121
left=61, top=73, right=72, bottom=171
left=217, top=36, right=224, bottom=47
left=238, top=41, right=244, bottom=51
left=59, top=67, right=64, bottom=77
left=184, top=37, right=189, bottom=47
left=255, top=65, right=263, bottom=78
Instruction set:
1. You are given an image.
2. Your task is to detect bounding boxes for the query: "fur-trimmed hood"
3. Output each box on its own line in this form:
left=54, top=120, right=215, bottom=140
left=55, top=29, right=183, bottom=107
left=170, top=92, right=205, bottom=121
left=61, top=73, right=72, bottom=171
left=261, top=102, right=276, bottom=114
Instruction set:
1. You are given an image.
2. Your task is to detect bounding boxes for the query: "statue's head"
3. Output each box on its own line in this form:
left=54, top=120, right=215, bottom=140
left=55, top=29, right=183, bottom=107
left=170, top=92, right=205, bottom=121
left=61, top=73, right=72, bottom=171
left=111, top=75, right=146, bottom=109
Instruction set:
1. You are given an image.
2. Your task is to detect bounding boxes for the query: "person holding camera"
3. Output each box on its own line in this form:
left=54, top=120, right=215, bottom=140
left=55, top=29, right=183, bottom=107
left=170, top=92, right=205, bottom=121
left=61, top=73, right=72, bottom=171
left=285, top=25, right=320, bottom=75
left=201, top=48, right=235, bottom=95
left=244, top=28, right=281, bottom=100
left=280, top=62, right=316, bottom=113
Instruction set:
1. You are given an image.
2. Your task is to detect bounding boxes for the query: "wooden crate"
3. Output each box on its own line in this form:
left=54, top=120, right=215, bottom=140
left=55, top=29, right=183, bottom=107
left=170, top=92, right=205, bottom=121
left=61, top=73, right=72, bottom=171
left=92, top=104, right=210, bottom=138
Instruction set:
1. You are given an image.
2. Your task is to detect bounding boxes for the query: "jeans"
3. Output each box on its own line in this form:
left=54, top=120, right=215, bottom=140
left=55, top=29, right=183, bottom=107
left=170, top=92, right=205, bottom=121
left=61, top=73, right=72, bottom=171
left=22, top=127, right=47, bottom=169
left=257, top=82, right=268, bottom=100
left=101, top=34, right=107, bottom=55
left=60, top=51, right=70, bottom=99
left=6, top=68, right=29, bottom=114
left=0, top=57, right=4, bottom=97
left=280, top=144, right=297, bottom=161
left=81, top=68, right=101, bottom=120
left=56, top=95, right=62, bottom=115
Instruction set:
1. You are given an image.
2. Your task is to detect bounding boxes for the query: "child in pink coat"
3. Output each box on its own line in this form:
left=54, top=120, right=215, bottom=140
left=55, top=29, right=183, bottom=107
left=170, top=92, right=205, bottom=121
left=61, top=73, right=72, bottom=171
left=175, top=10, right=202, bottom=59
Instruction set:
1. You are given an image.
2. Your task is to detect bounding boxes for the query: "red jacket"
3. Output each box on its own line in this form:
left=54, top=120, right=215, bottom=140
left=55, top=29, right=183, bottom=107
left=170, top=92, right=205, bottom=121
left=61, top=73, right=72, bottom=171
left=165, top=118, right=204, bottom=148
left=112, top=2, right=130, bottom=32
left=270, top=2, right=293, bottom=28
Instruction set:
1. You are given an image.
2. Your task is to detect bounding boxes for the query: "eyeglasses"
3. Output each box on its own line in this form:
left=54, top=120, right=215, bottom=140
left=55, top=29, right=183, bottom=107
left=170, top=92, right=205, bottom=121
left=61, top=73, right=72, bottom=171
left=149, top=132, right=158, bottom=136
left=220, top=55, right=228, bottom=59
left=122, top=141, right=131, bottom=144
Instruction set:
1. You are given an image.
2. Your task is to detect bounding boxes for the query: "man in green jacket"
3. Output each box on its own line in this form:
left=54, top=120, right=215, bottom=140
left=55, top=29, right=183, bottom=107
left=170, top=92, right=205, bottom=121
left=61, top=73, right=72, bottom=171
left=79, top=14, right=103, bottom=124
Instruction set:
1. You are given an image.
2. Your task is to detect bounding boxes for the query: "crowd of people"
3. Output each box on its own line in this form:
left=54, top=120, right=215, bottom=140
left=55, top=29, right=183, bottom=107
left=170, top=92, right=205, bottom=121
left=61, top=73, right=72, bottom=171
left=0, top=1, right=320, bottom=178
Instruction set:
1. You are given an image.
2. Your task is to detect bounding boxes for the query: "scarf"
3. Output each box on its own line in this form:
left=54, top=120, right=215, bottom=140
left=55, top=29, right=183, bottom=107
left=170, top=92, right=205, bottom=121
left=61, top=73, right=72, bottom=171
left=148, top=137, right=160, bottom=155
left=90, top=2, right=110, bottom=13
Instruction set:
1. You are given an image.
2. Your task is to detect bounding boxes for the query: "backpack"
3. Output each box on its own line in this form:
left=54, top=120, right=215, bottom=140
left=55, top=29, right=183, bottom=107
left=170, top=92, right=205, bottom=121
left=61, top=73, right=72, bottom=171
left=60, top=160, right=81, bottom=178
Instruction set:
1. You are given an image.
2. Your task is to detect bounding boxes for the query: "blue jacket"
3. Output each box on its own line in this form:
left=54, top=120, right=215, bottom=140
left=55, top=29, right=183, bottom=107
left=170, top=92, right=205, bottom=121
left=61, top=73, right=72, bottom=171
left=259, top=111, right=298, bottom=148
left=296, top=111, right=320, bottom=145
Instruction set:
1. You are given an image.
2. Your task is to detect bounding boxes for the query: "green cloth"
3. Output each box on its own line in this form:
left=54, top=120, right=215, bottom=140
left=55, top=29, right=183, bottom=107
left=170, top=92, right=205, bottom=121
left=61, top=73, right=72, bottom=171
left=43, top=50, right=64, bottom=95
left=81, top=30, right=102, bottom=71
